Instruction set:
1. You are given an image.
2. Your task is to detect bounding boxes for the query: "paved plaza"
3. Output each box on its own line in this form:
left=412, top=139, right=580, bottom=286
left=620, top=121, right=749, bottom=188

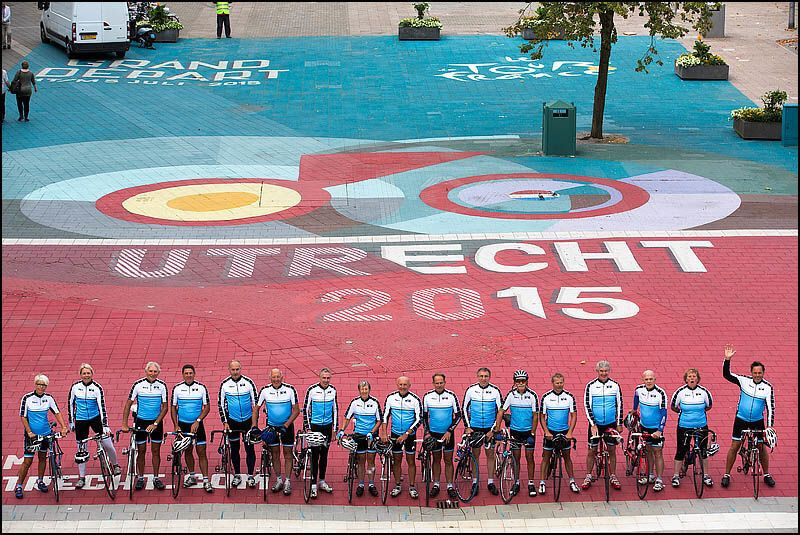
left=2, top=1, right=797, bottom=532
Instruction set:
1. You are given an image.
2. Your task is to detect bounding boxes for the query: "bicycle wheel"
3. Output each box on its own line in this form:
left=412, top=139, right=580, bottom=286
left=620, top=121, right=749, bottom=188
left=692, top=450, right=704, bottom=499
left=603, top=453, right=610, bottom=503
left=127, top=442, right=137, bottom=500
left=292, top=435, right=303, bottom=478
left=99, top=450, right=117, bottom=500
left=223, top=444, right=232, bottom=498
left=302, top=449, right=312, bottom=503
left=635, top=447, right=649, bottom=500
left=379, top=453, right=391, bottom=505
left=261, top=448, right=270, bottom=503
left=499, top=454, right=518, bottom=504
left=347, top=453, right=356, bottom=504
left=424, top=455, right=432, bottom=508
left=454, top=450, right=479, bottom=503
left=751, top=448, right=761, bottom=500
left=49, top=450, right=60, bottom=503
left=625, top=440, right=636, bottom=476
left=171, top=458, right=181, bottom=499
left=552, top=451, right=563, bottom=502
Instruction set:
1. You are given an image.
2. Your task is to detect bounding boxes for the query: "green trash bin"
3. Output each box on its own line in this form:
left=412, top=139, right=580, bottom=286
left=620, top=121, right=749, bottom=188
left=542, top=100, right=576, bottom=156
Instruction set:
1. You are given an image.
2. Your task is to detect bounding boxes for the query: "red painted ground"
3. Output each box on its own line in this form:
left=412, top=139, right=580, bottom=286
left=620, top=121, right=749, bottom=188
left=2, top=236, right=797, bottom=505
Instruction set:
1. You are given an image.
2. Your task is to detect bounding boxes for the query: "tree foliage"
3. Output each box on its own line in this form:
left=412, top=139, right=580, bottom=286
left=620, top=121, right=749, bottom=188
left=503, top=2, right=718, bottom=138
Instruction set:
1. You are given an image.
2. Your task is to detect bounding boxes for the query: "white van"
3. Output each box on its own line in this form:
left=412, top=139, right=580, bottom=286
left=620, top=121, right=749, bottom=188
left=38, top=2, right=130, bottom=58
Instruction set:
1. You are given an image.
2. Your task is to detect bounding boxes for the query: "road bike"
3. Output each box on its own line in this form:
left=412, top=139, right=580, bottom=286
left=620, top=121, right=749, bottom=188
left=77, top=431, right=118, bottom=500
left=210, top=429, right=234, bottom=497
left=492, top=430, right=527, bottom=504
left=338, top=433, right=361, bottom=504
left=30, top=423, right=64, bottom=502
left=453, top=431, right=482, bottom=503
left=291, top=429, right=306, bottom=480
left=624, top=427, right=653, bottom=500
left=678, top=427, right=716, bottom=499
left=416, top=436, right=445, bottom=507
left=259, top=425, right=284, bottom=502
left=590, top=429, right=622, bottom=503
left=544, top=433, right=576, bottom=502
left=165, top=431, right=195, bottom=499
left=116, top=426, right=150, bottom=501
left=374, top=438, right=394, bottom=504
left=737, top=429, right=771, bottom=500
left=297, top=430, right=324, bottom=503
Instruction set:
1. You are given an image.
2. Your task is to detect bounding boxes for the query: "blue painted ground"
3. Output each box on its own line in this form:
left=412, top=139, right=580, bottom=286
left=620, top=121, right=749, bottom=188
left=3, top=35, right=796, bottom=173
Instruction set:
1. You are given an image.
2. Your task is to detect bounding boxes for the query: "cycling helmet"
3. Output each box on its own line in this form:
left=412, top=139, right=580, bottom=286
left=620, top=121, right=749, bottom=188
left=513, top=369, right=528, bottom=381
left=305, top=431, right=327, bottom=448
left=340, top=435, right=358, bottom=452
left=422, top=436, right=439, bottom=452
left=74, top=450, right=90, bottom=464
left=172, top=434, right=193, bottom=453
left=623, top=412, right=638, bottom=430
left=764, top=428, right=778, bottom=449
left=705, top=442, right=720, bottom=458
left=245, top=427, right=262, bottom=446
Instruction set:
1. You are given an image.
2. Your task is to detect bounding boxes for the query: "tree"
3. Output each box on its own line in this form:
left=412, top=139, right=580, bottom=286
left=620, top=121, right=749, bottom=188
left=504, top=2, right=717, bottom=139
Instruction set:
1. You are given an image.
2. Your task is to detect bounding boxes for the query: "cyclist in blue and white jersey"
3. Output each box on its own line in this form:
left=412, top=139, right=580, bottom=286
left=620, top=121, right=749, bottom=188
left=630, top=369, right=668, bottom=492
left=422, top=372, right=461, bottom=499
left=69, top=363, right=121, bottom=490
left=539, top=372, right=580, bottom=495
left=14, top=374, right=68, bottom=499
left=338, top=380, right=382, bottom=497
left=217, top=360, right=258, bottom=489
left=721, top=344, right=776, bottom=489
left=581, top=360, right=623, bottom=491
left=122, top=361, right=168, bottom=491
left=304, top=367, right=338, bottom=498
left=257, top=368, right=300, bottom=496
left=494, top=370, right=539, bottom=497
left=170, top=364, right=212, bottom=492
left=381, top=375, right=423, bottom=499
left=669, top=367, right=713, bottom=488
left=462, top=367, right=503, bottom=496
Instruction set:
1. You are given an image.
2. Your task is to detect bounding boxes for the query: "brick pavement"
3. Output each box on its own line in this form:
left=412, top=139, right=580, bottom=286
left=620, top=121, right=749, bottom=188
left=1, top=1, right=797, bottom=532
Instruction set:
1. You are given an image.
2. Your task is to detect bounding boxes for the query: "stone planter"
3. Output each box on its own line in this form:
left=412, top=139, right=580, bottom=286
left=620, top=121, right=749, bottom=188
left=398, top=27, right=440, bottom=41
left=674, top=63, right=729, bottom=80
left=733, top=117, right=782, bottom=140
left=521, top=27, right=565, bottom=40
left=154, top=28, right=180, bottom=43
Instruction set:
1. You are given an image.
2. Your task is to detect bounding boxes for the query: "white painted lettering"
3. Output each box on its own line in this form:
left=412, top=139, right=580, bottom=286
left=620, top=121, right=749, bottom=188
left=232, top=60, right=271, bottom=69
left=288, top=248, right=370, bottom=277
left=84, top=68, right=126, bottom=79
left=474, top=243, right=548, bottom=273
left=37, top=67, right=79, bottom=77
left=127, top=70, right=165, bottom=79
left=639, top=241, right=713, bottom=273
left=206, top=248, right=280, bottom=278
left=187, top=60, right=230, bottom=70
left=113, top=249, right=190, bottom=278
left=554, top=241, right=643, bottom=272
left=380, top=244, right=466, bottom=275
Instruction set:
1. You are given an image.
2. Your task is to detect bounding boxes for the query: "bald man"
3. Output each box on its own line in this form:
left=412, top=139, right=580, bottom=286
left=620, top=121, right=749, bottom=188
left=630, top=370, right=668, bottom=491
left=218, top=360, right=258, bottom=489
left=257, top=368, right=299, bottom=495
left=381, top=376, right=423, bottom=499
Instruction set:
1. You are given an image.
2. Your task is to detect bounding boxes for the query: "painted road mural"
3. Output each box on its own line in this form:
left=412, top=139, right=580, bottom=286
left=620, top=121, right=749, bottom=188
left=2, top=34, right=796, bottom=506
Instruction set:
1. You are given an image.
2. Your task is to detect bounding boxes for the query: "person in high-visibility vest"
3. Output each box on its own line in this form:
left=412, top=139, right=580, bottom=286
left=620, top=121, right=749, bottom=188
left=214, top=2, right=232, bottom=39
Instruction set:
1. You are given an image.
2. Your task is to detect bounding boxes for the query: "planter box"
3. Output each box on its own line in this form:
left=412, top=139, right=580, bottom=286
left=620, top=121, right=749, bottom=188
left=733, top=117, right=782, bottom=140
left=674, top=63, right=729, bottom=80
left=398, top=27, right=440, bottom=41
left=521, top=27, right=565, bottom=40
left=154, top=28, right=179, bottom=43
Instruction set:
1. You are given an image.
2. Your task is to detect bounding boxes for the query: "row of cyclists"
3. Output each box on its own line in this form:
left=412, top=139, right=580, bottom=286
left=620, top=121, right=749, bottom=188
left=14, top=344, right=777, bottom=501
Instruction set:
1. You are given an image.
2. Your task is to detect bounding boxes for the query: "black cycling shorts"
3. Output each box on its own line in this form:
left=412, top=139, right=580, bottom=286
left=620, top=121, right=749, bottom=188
left=23, top=434, right=51, bottom=457
left=177, top=420, right=207, bottom=446
left=731, top=417, right=764, bottom=442
left=509, top=429, right=536, bottom=450
left=134, top=417, right=164, bottom=445
left=428, top=430, right=456, bottom=453
left=226, top=417, right=253, bottom=442
left=266, top=423, right=295, bottom=447
left=353, top=433, right=377, bottom=454
left=469, top=427, right=494, bottom=449
left=587, top=423, right=619, bottom=448
left=674, top=426, right=709, bottom=461
left=74, top=415, right=103, bottom=442
left=391, top=431, right=417, bottom=454
left=542, top=430, right=573, bottom=452
left=640, top=426, right=664, bottom=448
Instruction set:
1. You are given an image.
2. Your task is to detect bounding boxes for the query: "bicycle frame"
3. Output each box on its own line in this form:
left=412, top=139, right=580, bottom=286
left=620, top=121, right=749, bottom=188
left=679, top=427, right=715, bottom=499
left=590, top=429, right=621, bottom=503
left=210, top=429, right=233, bottom=497
left=738, top=429, right=769, bottom=500
left=546, top=433, right=576, bottom=502
left=165, top=431, right=195, bottom=498
left=78, top=432, right=117, bottom=499
left=116, top=426, right=150, bottom=500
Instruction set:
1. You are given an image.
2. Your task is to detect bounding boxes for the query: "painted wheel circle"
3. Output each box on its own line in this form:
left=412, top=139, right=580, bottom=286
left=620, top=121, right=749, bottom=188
left=96, top=178, right=328, bottom=226
left=419, top=173, right=650, bottom=220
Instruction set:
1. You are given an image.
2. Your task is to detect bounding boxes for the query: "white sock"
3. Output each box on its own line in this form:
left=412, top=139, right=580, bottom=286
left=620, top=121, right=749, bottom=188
left=78, top=462, right=87, bottom=478
left=101, top=437, right=118, bottom=465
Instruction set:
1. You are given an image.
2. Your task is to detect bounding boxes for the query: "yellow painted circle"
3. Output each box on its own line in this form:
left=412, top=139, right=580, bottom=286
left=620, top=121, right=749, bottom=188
left=122, top=183, right=302, bottom=222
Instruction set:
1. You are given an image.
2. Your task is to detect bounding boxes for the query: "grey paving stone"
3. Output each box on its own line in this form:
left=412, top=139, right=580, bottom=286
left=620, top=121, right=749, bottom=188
left=220, top=511, right=245, bottom=519
left=41, top=513, right=69, bottom=521
left=122, top=504, right=149, bottom=512
left=63, top=512, right=92, bottom=521
left=154, top=511, right=180, bottom=520
left=18, top=512, right=45, bottom=521
left=108, top=512, right=135, bottom=521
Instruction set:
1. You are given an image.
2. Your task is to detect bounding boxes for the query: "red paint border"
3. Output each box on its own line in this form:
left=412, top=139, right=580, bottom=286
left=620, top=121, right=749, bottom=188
left=95, top=178, right=329, bottom=226
left=419, top=173, right=650, bottom=220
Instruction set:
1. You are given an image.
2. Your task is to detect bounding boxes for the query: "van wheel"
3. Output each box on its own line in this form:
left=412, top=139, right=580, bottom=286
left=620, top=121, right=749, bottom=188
left=40, top=24, right=50, bottom=44
left=65, top=39, right=76, bottom=58
left=115, top=50, right=126, bottom=59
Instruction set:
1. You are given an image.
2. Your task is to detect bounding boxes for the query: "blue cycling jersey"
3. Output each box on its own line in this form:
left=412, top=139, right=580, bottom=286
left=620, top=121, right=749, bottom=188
left=723, top=360, right=774, bottom=426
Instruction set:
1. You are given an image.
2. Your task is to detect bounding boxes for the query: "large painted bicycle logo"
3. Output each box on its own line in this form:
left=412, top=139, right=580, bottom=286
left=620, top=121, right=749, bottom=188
left=17, top=136, right=740, bottom=236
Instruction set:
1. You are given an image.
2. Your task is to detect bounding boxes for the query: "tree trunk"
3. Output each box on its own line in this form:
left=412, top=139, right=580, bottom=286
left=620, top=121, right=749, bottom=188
left=590, top=10, right=615, bottom=139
